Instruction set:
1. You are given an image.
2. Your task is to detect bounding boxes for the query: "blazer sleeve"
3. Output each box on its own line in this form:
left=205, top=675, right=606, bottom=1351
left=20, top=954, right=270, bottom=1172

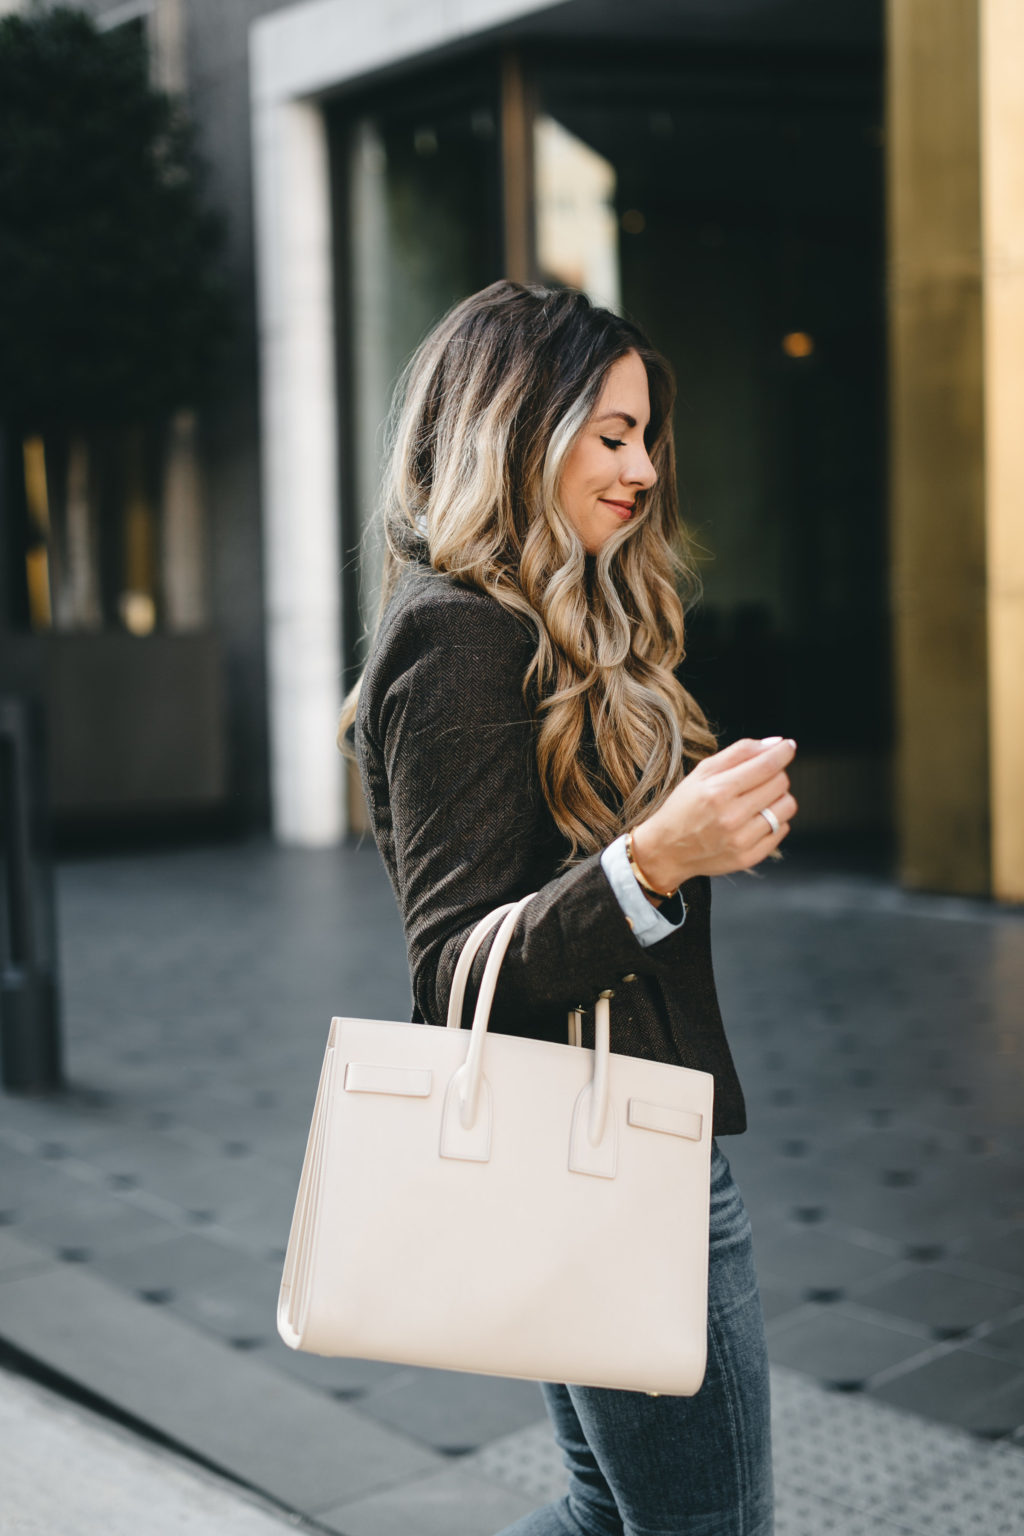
left=364, top=587, right=703, bottom=1040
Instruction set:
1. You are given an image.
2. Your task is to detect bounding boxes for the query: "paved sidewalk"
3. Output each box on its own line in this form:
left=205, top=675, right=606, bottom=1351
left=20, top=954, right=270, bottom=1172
left=1, top=1364, right=304, bottom=1535
left=1, top=839, right=1022, bottom=1533
left=6, top=1345, right=1024, bottom=1536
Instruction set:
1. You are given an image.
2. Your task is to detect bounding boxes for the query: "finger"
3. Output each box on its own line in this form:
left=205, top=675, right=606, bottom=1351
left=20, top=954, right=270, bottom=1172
left=740, top=815, right=791, bottom=859
left=735, top=809, right=783, bottom=852
left=736, top=795, right=796, bottom=850
left=699, top=737, right=788, bottom=779
left=733, top=771, right=794, bottom=823
left=715, top=739, right=795, bottom=794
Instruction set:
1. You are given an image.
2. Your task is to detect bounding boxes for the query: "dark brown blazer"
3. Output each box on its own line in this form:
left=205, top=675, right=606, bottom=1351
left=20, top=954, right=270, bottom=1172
left=356, top=560, right=747, bottom=1136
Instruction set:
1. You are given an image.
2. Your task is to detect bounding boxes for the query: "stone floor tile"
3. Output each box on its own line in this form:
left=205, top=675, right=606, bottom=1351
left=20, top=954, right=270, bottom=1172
left=727, top=1110, right=856, bottom=1166
left=981, top=1311, right=1024, bottom=1362
left=953, top=1373, right=1024, bottom=1438
left=0, top=1146, right=81, bottom=1218
left=855, top=1266, right=1024, bottom=1336
left=0, top=1263, right=439, bottom=1515
left=953, top=1225, right=1024, bottom=1284
left=753, top=1227, right=904, bottom=1297
left=757, top=1279, right=805, bottom=1324
left=164, top=1251, right=282, bottom=1346
left=95, top=1141, right=268, bottom=1217
left=815, top=1181, right=998, bottom=1248
left=17, top=1185, right=171, bottom=1257
left=87, top=1230, right=256, bottom=1294
left=1, top=1105, right=154, bottom=1164
left=29, top=1123, right=200, bottom=1180
left=0, top=1228, right=56, bottom=1280
left=212, top=1192, right=301, bottom=1256
left=872, top=1346, right=1024, bottom=1435
left=357, top=1366, right=547, bottom=1452
left=766, top=1307, right=931, bottom=1386
left=266, top=1342, right=409, bottom=1397
left=319, top=1464, right=539, bottom=1536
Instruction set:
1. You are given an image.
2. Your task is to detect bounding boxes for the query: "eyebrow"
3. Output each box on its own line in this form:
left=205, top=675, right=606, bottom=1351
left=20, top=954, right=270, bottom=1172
left=594, top=411, right=639, bottom=428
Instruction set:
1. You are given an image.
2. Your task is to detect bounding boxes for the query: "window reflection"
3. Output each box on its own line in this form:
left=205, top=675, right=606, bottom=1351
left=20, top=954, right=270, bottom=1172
left=534, top=114, right=620, bottom=312
left=16, top=421, right=206, bottom=636
left=336, top=69, right=501, bottom=676
left=22, top=437, right=53, bottom=631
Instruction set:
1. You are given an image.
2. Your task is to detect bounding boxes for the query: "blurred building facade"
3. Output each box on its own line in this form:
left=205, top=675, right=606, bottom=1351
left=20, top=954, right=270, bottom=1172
left=2, top=0, right=1021, bottom=901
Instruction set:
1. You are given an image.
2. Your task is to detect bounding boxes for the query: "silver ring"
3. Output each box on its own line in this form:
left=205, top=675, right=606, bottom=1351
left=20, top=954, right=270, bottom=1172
left=758, top=806, right=780, bottom=835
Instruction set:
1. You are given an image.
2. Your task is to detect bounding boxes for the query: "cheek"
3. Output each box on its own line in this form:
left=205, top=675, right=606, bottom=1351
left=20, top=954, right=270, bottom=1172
left=558, top=439, right=613, bottom=540
left=565, top=443, right=604, bottom=498
left=559, top=451, right=589, bottom=515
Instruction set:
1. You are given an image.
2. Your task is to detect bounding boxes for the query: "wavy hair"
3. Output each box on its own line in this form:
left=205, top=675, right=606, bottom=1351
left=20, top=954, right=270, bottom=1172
left=339, top=280, right=718, bottom=859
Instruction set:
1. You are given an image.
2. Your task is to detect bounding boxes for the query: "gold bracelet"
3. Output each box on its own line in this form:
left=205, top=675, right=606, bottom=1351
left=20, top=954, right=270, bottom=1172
left=625, top=831, right=677, bottom=902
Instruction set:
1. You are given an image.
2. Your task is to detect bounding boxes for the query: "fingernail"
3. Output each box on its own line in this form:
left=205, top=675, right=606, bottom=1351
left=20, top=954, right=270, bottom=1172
left=760, top=736, right=783, bottom=746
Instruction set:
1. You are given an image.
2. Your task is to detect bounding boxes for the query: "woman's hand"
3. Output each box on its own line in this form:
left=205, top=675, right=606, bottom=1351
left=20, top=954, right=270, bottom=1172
left=630, top=737, right=798, bottom=890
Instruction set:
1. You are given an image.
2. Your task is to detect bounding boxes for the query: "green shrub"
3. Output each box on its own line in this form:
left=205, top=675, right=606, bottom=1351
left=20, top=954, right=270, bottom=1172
left=0, top=6, right=232, bottom=429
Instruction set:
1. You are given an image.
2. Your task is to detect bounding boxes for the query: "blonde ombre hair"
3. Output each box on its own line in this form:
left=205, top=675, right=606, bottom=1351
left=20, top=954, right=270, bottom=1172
left=340, top=280, right=718, bottom=860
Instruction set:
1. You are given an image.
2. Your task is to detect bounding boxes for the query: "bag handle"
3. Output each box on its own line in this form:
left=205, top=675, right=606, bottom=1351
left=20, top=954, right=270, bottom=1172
left=445, top=903, right=517, bottom=1030
left=453, top=895, right=532, bottom=1129
left=448, top=905, right=582, bottom=1047
left=452, top=895, right=612, bottom=1147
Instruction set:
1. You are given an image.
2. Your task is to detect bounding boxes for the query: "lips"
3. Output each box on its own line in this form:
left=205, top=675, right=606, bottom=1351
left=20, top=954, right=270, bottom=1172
left=600, top=499, right=635, bottom=520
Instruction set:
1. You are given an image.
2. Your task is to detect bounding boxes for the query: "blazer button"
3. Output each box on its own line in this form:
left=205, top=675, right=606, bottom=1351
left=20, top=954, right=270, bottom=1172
left=621, top=973, right=637, bottom=983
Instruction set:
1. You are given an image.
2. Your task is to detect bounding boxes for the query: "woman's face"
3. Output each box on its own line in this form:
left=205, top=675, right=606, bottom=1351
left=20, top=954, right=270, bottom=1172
left=558, top=350, right=658, bottom=555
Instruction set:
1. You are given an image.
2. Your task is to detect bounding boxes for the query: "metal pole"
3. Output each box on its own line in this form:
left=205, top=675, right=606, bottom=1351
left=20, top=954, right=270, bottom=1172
left=0, top=694, right=63, bottom=1091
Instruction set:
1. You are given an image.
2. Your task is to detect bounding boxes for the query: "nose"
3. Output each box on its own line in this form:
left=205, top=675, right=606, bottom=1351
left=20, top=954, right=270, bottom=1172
left=624, top=444, right=657, bottom=492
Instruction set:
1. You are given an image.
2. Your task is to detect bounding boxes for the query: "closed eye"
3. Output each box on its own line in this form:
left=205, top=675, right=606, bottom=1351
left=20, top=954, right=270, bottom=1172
left=601, top=436, right=626, bottom=450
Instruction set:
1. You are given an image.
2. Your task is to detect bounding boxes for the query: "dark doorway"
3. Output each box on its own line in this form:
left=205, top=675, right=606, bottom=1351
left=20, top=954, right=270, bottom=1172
left=533, top=45, right=889, bottom=852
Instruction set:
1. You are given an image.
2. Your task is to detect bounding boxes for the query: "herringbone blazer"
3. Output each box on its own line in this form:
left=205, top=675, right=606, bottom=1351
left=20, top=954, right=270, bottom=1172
left=356, top=560, right=747, bottom=1136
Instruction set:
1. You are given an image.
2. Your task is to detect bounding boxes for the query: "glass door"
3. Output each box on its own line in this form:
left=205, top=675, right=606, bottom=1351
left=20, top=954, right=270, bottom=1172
left=329, top=40, right=889, bottom=846
left=329, top=61, right=504, bottom=683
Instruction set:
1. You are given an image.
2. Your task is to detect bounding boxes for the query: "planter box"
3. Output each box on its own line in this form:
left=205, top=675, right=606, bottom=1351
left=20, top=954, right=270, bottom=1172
left=5, top=632, right=227, bottom=816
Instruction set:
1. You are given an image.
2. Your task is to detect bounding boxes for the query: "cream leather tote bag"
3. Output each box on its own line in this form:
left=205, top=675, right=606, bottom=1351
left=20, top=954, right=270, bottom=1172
left=277, top=894, right=714, bottom=1395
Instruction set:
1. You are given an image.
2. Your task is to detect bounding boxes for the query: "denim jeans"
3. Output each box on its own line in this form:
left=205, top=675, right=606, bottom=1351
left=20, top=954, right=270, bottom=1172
left=495, top=1142, right=773, bottom=1536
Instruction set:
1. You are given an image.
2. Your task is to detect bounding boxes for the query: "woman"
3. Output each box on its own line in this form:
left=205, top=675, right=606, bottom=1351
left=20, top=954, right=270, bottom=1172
left=343, top=280, right=796, bottom=1536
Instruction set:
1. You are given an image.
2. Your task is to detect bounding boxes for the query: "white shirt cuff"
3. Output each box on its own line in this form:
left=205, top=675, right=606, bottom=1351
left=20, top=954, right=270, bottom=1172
left=600, top=834, right=687, bottom=949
